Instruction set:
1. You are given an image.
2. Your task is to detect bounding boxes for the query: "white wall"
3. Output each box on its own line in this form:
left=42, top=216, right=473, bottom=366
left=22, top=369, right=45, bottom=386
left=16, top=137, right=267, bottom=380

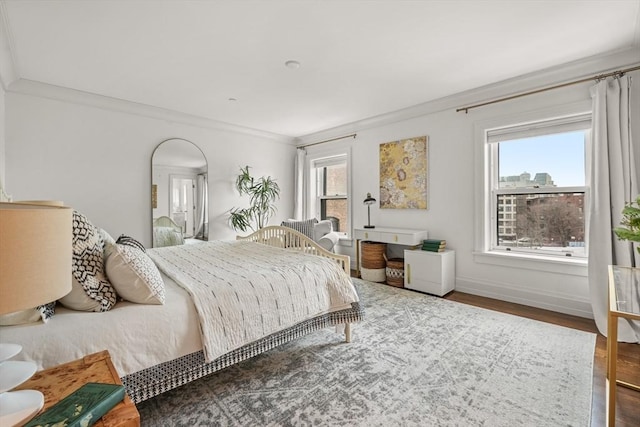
left=5, top=89, right=295, bottom=246
left=4, top=49, right=638, bottom=319
left=316, top=58, right=639, bottom=319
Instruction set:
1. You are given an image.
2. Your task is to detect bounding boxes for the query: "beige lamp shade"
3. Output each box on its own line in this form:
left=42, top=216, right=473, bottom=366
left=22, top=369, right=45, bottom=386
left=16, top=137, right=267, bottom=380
left=0, top=202, right=73, bottom=315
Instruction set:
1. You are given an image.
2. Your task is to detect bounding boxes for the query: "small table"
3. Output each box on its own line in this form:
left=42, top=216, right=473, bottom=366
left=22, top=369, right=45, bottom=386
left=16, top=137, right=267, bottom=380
left=606, top=265, right=640, bottom=426
left=353, top=227, right=428, bottom=277
left=15, top=350, right=140, bottom=427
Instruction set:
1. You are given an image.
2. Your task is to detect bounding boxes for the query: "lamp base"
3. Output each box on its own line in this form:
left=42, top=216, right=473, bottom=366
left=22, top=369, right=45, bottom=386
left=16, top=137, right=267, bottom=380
left=0, top=344, right=44, bottom=426
left=364, top=225, right=375, bottom=229
left=0, top=389, right=44, bottom=427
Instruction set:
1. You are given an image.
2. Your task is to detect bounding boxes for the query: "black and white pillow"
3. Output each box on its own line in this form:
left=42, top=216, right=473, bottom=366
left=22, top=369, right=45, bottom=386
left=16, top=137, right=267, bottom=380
left=116, top=234, right=146, bottom=253
left=0, top=302, right=56, bottom=326
left=58, top=210, right=117, bottom=312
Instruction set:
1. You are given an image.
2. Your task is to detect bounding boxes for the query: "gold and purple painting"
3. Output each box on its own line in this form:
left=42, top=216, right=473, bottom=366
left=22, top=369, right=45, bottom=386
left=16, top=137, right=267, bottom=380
left=379, top=135, right=428, bottom=209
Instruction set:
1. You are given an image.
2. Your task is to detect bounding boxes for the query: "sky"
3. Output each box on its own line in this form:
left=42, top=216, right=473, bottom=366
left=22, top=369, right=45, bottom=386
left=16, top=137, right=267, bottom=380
left=499, top=131, right=585, bottom=187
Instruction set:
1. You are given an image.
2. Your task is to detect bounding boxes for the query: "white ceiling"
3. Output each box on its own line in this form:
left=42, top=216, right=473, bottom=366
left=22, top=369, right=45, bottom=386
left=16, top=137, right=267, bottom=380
left=2, top=0, right=639, bottom=138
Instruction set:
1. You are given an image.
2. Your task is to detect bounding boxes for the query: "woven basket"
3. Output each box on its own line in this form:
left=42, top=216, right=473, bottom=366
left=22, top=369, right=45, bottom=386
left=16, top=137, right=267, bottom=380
left=361, top=267, right=387, bottom=283
left=386, top=258, right=404, bottom=288
left=361, top=241, right=387, bottom=269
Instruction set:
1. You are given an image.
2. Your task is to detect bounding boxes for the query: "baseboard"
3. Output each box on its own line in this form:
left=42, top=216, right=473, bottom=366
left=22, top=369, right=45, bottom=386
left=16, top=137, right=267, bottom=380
left=455, top=275, right=594, bottom=319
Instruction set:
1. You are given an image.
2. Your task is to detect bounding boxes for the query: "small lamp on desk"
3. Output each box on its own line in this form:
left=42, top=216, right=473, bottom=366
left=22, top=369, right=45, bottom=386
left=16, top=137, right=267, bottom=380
left=363, top=193, right=376, bottom=229
left=0, top=202, right=72, bottom=427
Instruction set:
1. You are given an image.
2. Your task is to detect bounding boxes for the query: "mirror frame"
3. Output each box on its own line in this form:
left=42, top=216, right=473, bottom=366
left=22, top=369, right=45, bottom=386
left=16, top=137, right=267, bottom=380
left=151, top=138, right=208, bottom=247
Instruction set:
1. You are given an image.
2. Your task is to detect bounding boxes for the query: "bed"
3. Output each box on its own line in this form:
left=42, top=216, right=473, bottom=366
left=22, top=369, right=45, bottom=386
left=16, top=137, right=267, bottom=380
left=152, top=215, right=185, bottom=247
left=0, top=226, right=363, bottom=403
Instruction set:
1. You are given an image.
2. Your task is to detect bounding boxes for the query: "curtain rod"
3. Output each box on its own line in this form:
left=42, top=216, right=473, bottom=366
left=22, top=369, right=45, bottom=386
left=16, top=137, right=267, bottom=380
left=298, top=133, right=357, bottom=148
left=456, top=64, right=640, bottom=114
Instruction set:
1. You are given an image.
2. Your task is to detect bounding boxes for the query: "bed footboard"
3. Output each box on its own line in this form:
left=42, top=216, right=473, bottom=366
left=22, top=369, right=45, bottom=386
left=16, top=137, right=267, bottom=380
left=237, top=225, right=351, bottom=276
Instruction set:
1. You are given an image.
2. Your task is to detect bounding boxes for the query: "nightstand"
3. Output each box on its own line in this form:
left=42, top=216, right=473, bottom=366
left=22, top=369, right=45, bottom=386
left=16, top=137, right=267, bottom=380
left=15, top=350, right=140, bottom=427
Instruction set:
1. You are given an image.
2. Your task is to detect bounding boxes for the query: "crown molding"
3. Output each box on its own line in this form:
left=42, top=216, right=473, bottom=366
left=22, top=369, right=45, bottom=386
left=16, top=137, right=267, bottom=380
left=296, top=47, right=640, bottom=146
left=0, top=1, right=18, bottom=90
left=7, top=79, right=295, bottom=145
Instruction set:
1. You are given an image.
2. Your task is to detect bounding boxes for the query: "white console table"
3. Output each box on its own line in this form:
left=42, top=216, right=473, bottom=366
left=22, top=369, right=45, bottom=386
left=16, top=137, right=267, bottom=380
left=353, top=227, right=428, bottom=277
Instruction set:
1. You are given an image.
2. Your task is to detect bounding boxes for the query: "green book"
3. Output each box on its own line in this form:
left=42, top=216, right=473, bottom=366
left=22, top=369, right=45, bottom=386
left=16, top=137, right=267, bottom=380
left=423, top=239, right=446, bottom=245
left=422, top=243, right=446, bottom=250
left=25, top=382, right=125, bottom=427
left=422, top=247, right=445, bottom=252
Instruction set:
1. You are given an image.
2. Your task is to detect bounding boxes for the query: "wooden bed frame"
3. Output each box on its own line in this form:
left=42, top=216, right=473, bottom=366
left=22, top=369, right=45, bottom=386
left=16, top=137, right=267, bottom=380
left=236, top=225, right=350, bottom=274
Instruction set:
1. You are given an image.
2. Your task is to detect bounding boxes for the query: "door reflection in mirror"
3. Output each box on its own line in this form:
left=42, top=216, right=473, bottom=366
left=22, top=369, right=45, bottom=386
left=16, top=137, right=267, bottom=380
left=152, top=138, right=208, bottom=247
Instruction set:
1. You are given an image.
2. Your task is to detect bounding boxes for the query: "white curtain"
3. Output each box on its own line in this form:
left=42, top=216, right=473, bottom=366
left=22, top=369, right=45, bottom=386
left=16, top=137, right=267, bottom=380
left=587, top=75, right=639, bottom=342
left=194, top=173, right=208, bottom=239
left=294, top=148, right=307, bottom=220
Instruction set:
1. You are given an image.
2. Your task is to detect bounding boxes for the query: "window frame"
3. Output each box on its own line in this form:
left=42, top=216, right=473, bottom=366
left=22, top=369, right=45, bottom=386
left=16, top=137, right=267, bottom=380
left=473, top=101, right=591, bottom=276
left=306, top=147, right=352, bottom=240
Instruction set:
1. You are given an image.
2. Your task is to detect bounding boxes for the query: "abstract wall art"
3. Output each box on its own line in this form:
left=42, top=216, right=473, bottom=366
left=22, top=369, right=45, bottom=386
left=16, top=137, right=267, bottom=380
left=379, top=135, right=428, bottom=209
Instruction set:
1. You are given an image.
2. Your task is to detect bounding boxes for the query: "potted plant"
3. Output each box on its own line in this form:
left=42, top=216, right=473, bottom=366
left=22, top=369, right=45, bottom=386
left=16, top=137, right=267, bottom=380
left=229, top=165, right=281, bottom=232
left=614, top=195, right=640, bottom=255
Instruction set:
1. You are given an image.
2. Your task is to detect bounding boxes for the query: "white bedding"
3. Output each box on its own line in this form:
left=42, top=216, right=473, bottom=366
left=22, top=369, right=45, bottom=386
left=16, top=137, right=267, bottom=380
left=0, top=272, right=202, bottom=376
left=1, top=239, right=358, bottom=379
left=148, top=240, right=359, bottom=362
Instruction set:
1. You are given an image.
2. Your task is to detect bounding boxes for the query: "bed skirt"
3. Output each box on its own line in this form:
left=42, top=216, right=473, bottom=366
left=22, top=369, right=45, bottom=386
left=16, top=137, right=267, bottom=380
left=122, top=302, right=364, bottom=403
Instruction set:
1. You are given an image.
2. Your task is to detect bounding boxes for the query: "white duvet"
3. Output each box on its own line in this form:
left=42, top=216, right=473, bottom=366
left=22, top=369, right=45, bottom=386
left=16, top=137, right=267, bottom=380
left=0, top=272, right=201, bottom=376
left=1, top=240, right=358, bottom=376
left=147, top=240, right=359, bottom=362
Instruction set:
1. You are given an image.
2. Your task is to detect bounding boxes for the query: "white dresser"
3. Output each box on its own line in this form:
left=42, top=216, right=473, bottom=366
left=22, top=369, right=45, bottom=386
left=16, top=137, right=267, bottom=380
left=353, top=227, right=428, bottom=276
left=404, top=249, right=455, bottom=296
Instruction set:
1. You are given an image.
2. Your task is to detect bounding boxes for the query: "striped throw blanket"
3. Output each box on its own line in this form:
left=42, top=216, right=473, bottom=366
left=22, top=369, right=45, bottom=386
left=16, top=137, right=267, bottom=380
left=147, top=240, right=359, bottom=362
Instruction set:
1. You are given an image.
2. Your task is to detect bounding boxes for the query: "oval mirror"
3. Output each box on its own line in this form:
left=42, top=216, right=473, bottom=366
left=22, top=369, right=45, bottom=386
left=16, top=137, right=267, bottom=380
left=151, top=138, right=208, bottom=247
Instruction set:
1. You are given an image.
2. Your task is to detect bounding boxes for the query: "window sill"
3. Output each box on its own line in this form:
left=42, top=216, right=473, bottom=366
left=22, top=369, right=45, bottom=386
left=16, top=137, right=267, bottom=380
left=473, top=250, right=588, bottom=277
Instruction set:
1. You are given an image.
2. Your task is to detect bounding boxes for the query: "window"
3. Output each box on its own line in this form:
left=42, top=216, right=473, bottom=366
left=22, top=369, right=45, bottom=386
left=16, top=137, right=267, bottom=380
left=486, top=113, right=590, bottom=259
left=311, top=154, right=349, bottom=236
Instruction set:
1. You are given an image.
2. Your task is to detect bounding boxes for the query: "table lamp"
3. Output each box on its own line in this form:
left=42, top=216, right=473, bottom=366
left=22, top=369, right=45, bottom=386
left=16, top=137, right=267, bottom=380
left=363, top=193, right=376, bottom=229
left=0, top=202, right=72, bottom=426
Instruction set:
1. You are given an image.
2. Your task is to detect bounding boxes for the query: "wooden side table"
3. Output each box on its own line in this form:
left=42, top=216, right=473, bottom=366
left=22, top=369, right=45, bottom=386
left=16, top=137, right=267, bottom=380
left=606, top=265, right=640, bottom=426
left=15, top=350, right=140, bottom=427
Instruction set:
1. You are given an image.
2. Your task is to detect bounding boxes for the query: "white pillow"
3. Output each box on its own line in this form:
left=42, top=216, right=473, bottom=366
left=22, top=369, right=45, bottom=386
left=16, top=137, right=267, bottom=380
left=105, top=244, right=165, bottom=305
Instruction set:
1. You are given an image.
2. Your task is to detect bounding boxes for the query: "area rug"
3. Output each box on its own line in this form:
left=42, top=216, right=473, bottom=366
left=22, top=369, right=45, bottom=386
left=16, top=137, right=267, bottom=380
left=137, top=279, right=595, bottom=426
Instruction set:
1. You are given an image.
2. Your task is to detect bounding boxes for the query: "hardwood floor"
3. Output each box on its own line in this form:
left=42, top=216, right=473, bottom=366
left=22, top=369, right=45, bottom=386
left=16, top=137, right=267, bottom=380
left=352, top=273, right=640, bottom=426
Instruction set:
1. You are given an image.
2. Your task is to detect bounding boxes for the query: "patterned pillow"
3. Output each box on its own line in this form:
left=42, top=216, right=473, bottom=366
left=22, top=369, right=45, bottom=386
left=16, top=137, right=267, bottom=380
left=281, top=218, right=318, bottom=240
left=0, top=302, right=56, bottom=326
left=58, top=210, right=117, bottom=312
left=105, top=244, right=165, bottom=305
left=116, top=234, right=146, bottom=253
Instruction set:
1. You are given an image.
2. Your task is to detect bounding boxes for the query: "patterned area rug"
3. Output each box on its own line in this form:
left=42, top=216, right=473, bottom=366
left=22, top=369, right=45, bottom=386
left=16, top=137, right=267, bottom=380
left=137, top=279, right=595, bottom=426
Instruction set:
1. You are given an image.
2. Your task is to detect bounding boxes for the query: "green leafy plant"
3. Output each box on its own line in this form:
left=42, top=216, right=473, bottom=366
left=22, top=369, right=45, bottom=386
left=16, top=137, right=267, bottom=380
left=614, top=195, right=640, bottom=255
left=229, top=165, right=281, bottom=232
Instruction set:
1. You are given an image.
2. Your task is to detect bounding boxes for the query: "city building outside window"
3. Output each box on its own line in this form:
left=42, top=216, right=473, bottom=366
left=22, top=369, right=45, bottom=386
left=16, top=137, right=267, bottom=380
left=486, top=113, right=590, bottom=259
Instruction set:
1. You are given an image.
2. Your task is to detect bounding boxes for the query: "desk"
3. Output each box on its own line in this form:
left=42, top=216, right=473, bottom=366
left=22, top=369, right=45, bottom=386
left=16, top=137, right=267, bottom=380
left=606, top=265, right=640, bottom=426
left=354, top=227, right=428, bottom=277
